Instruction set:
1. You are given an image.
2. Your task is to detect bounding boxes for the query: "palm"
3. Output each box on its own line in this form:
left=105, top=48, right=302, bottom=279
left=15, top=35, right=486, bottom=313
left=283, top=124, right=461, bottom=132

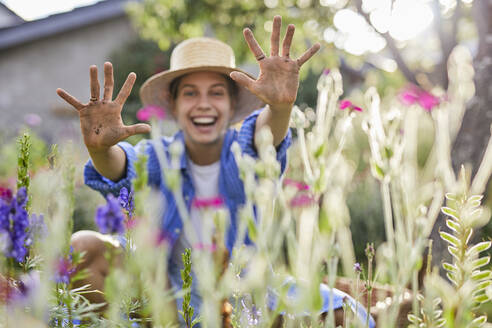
left=254, top=56, right=300, bottom=105
left=56, top=63, right=150, bottom=151
left=78, top=101, right=127, bottom=149
left=230, top=16, right=320, bottom=109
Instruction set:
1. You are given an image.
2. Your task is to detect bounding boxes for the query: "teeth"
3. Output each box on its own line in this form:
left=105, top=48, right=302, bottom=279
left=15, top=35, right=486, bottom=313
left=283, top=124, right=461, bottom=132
left=192, top=117, right=216, bottom=124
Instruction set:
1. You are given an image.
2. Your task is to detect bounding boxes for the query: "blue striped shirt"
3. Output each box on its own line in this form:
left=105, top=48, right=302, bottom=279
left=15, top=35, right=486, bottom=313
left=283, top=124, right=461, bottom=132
left=84, top=108, right=292, bottom=252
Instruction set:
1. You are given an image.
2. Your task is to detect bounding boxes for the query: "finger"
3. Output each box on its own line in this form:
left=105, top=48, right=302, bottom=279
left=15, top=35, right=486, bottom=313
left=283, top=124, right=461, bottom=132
left=90, top=65, right=100, bottom=101
left=296, top=43, right=321, bottom=67
left=123, top=123, right=151, bottom=138
left=56, top=88, right=84, bottom=110
left=243, top=28, right=266, bottom=62
left=230, top=71, right=255, bottom=91
left=115, top=72, right=136, bottom=105
left=103, top=62, right=114, bottom=102
left=270, top=15, right=281, bottom=57
left=282, top=24, right=295, bottom=57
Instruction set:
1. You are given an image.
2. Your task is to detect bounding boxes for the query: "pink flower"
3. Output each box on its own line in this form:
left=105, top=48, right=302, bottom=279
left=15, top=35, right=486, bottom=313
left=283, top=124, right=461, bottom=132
left=124, top=218, right=137, bottom=230
left=136, top=105, right=166, bottom=121
left=0, top=187, right=13, bottom=202
left=290, top=194, right=317, bottom=208
left=192, top=197, right=224, bottom=209
left=398, top=84, right=440, bottom=111
left=193, top=243, right=217, bottom=252
left=339, top=100, right=352, bottom=110
left=323, top=68, right=331, bottom=75
left=339, top=100, right=363, bottom=112
left=283, top=178, right=309, bottom=191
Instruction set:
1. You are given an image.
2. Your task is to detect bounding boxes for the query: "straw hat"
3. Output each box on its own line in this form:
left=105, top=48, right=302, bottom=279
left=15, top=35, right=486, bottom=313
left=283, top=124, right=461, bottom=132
left=139, top=37, right=264, bottom=124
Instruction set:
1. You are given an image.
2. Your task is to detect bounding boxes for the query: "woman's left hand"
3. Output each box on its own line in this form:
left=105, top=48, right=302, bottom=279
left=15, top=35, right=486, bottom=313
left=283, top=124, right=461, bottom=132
left=230, top=15, right=320, bottom=111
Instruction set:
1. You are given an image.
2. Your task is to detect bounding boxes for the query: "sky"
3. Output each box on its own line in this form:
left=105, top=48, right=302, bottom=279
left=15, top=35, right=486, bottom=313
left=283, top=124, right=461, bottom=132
left=1, top=0, right=101, bottom=20
left=1, top=0, right=471, bottom=60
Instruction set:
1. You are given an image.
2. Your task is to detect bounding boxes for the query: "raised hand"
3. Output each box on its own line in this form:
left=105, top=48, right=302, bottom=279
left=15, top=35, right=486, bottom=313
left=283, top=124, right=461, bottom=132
left=56, top=62, right=151, bottom=152
left=230, top=15, right=320, bottom=111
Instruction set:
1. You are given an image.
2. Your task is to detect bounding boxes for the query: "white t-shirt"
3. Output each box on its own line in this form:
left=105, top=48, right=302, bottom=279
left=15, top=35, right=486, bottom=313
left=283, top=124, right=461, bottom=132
left=170, top=158, right=220, bottom=268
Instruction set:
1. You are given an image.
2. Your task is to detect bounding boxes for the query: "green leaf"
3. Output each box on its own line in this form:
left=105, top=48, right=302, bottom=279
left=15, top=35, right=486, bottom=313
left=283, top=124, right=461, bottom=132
left=314, top=143, right=325, bottom=158
left=469, top=195, right=484, bottom=202
left=473, top=293, right=489, bottom=304
left=466, top=242, right=491, bottom=257
left=446, top=272, right=458, bottom=286
left=370, top=160, right=385, bottom=180
left=436, top=318, right=446, bottom=327
left=440, top=231, right=460, bottom=247
left=441, top=207, right=459, bottom=221
left=472, top=270, right=491, bottom=281
left=442, top=262, right=457, bottom=273
left=247, top=216, right=257, bottom=242
left=471, top=315, right=487, bottom=325
left=475, top=280, right=492, bottom=292
left=448, top=246, right=460, bottom=261
left=445, top=193, right=458, bottom=201
left=407, top=314, right=420, bottom=324
left=446, top=219, right=461, bottom=233
left=471, top=257, right=490, bottom=270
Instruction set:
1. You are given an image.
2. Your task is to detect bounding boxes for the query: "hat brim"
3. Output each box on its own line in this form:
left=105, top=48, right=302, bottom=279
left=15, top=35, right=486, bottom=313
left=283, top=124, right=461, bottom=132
left=139, top=66, right=264, bottom=125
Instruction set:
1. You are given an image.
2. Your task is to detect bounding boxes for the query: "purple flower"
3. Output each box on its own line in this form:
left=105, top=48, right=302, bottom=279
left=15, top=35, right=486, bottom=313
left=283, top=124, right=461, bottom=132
left=398, top=84, right=440, bottom=111
left=54, top=251, right=75, bottom=284
left=241, top=299, right=261, bottom=326
left=136, top=105, right=166, bottom=121
left=23, top=113, right=42, bottom=127
left=118, top=187, right=134, bottom=218
left=323, top=68, right=331, bottom=75
left=339, top=99, right=363, bottom=112
left=192, top=197, right=224, bottom=209
left=0, top=187, right=30, bottom=262
left=354, top=262, right=362, bottom=274
left=95, top=194, right=125, bottom=235
left=25, top=214, right=47, bottom=247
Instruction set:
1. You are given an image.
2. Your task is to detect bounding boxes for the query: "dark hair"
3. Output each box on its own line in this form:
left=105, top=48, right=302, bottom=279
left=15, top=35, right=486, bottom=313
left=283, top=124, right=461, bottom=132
left=169, top=73, right=238, bottom=101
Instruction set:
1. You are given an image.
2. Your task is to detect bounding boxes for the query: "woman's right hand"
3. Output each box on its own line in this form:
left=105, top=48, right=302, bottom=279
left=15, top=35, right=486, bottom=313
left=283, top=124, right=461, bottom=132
left=56, top=62, right=151, bottom=153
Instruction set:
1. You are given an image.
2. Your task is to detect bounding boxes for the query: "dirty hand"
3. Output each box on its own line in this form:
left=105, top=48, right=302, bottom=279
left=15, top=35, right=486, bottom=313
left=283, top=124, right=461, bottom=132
left=230, top=15, right=320, bottom=111
left=56, top=62, right=151, bottom=152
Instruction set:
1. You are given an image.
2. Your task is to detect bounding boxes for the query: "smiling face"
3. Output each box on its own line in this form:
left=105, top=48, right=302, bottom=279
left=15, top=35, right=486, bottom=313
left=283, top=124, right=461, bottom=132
left=170, top=71, right=235, bottom=159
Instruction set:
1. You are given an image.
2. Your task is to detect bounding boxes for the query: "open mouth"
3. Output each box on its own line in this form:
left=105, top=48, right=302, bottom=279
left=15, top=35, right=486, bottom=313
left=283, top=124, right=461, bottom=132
left=191, top=116, right=217, bottom=127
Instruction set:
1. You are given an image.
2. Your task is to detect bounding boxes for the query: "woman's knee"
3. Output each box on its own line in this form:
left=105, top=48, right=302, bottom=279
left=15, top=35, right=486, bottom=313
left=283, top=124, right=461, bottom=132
left=70, top=230, right=120, bottom=269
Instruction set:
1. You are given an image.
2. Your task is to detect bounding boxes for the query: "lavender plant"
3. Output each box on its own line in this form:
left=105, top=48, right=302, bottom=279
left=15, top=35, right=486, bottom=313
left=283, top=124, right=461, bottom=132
left=180, top=248, right=197, bottom=327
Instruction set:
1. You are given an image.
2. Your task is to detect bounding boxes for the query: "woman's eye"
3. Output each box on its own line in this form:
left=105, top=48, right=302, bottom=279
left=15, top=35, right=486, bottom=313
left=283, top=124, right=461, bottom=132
left=211, top=90, right=225, bottom=96
left=183, top=90, right=196, bottom=96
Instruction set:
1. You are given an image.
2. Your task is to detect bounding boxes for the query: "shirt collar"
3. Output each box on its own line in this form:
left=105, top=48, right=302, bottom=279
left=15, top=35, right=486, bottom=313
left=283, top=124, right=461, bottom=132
left=175, top=129, right=235, bottom=171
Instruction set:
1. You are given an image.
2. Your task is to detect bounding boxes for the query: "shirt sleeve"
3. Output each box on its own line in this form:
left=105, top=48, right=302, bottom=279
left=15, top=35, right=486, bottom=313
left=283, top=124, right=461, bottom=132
left=238, top=107, right=292, bottom=174
left=84, top=139, right=162, bottom=197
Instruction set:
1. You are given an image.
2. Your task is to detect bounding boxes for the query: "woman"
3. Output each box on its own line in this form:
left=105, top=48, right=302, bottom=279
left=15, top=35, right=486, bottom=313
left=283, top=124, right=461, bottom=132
left=57, top=15, right=374, bottom=327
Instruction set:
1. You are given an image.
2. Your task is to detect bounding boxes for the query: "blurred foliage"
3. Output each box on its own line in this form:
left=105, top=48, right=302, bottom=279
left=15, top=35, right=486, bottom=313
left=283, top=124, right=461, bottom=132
left=0, top=131, right=105, bottom=233
left=109, top=38, right=172, bottom=127
left=0, top=129, right=48, bottom=184
left=126, top=0, right=334, bottom=68
left=125, top=0, right=413, bottom=106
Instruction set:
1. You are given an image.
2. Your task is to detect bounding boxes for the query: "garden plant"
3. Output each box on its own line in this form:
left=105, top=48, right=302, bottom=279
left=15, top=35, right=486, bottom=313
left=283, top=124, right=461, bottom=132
left=0, top=39, right=491, bottom=328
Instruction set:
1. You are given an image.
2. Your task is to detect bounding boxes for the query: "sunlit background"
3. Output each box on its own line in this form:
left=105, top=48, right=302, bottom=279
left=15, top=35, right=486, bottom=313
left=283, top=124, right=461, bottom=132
left=1, top=0, right=475, bottom=59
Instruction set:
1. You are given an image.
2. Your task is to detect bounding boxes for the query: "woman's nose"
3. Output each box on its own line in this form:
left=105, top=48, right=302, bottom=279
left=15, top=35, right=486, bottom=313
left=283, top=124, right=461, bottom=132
left=196, top=94, right=212, bottom=110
